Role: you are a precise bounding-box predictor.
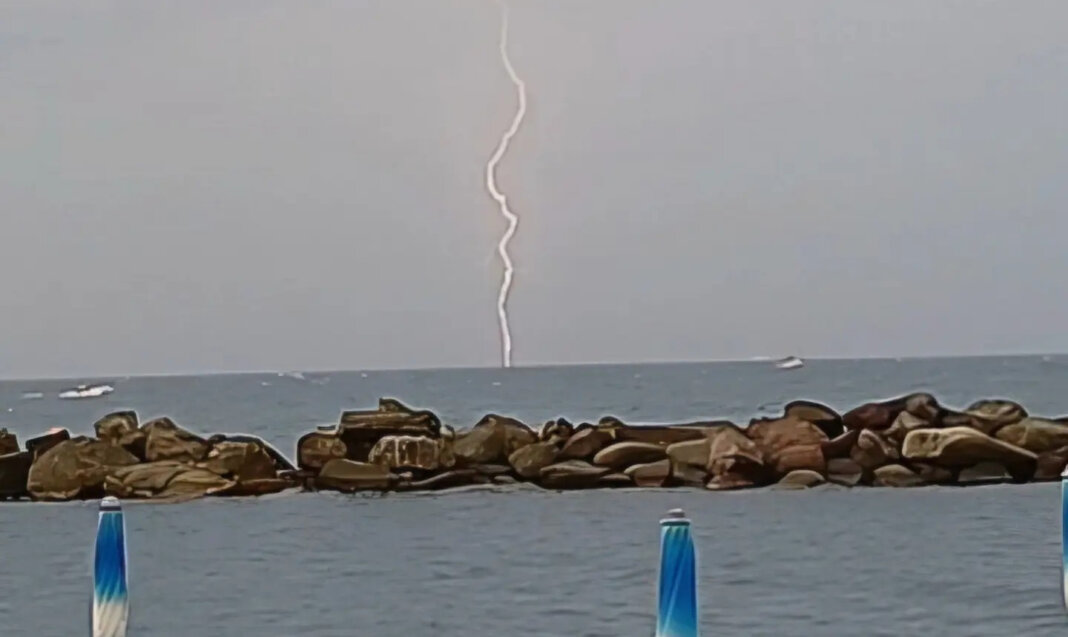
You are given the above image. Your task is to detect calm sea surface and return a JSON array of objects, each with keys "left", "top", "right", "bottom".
[{"left": 2, "top": 356, "right": 1067, "bottom": 635}]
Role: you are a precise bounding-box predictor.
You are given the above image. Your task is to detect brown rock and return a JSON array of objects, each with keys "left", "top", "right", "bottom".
[
  {"left": 913, "top": 463, "right": 955, "bottom": 484},
  {"left": 873, "top": 464, "right": 924, "bottom": 487},
  {"left": 826, "top": 458, "right": 863, "bottom": 487},
  {"left": 508, "top": 442, "right": 559, "bottom": 479},
  {"left": 597, "top": 473, "right": 635, "bottom": 488},
  {"left": 315, "top": 459, "right": 394, "bottom": 492},
  {"left": 368, "top": 435, "right": 453, "bottom": 472},
  {"left": 297, "top": 430, "right": 348, "bottom": 471},
  {"left": 27, "top": 437, "right": 140, "bottom": 501},
  {"left": 850, "top": 430, "right": 899, "bottom": 471},
  {"left": 776, "top": 469, "right": 826, "bottom": 489},
  {"left": 904, "top": 393, "right": 942, "bottom": 422},
  {"left": 610, "top": 422, "right": 724, "bottom": 446},
  {"left": 197, "top": 440, "right": 278, "bottom": 482},
  {"left": 25, "top": 429, "right": 71, "bottom": 459},
  {"left": 0, "top": 451, "right": 32, "bottom": 499},
  {"left": 1034, "top": 447, "right": 1068, "bottom": 481},
  {"left": 624, "top": 459, "right": 671, "bottom": 487},
  {"left": 592, "top": 442, "right": 666, "bottom": 470},
  {"left": 0, "top": 429, "right": 18, "bottom": 455},
  {"left": 540, "top": 419, "right": 574, "bottom": 444},
  {"left": 707, "top": 425, "right": 769, "bottom": 485},
  {"left": 902, "top": 426, "right": 1036, "bottom": 481},
  {"left": 538, "top": 460, "right": 611, "bottom": 489},
  {"left": 961, "top": 399, "right": 1027, "bottom": 436},
  {"left": 207, "top": 434, "right": 296, "bottom": 472},
  {"left": 93, "top": 411, "right": 146, "bottom": 458},
  {"left": 453, "top": 415, "right": 537, "bottom": 465},
  {"left": 104, "top": 461, "right": 236, "bottom": 501},
  {"left": 784, "top": 400, "right": 843, "bottom": 439},
  {"left": 671, "top": 462, "right": 708, "bottom": 487},
  {"left": 995, "top": 418, "right": 1068, "bottom": 454},
  {"left": 958, "top": 461, "right": 1011, "bottom": 485},
  {"left": 402, "top": 469, "right": 489, "bottom": 491},
  {"left": 559, "top": 428, "right": 613, "bottom": 460},
  {"left": 471, "top": 464, "right": 512, "bottom": 477},
  {"left": 705, "top": 472, "right": 759, "bottom": 490},
  {"left": 142, "top": 418, "right": 209, "bottom": 463},
  {"left": 842, "top": 398, "right": 905, "bottom": 432},
  {"left": 746, "top": 416, "right": 827, "bottom": 476},
  {"left": 883, "top": 412, "right": 931, "bottom": 446},
  {"left": 337, "top": 398, "right": 441, "bottom": 461},
  {"left": 821, "top": 429, "right": 860, "bottom": 460},
  {"left": 220, "top": 477, "right": 294, "bottom": 497}
]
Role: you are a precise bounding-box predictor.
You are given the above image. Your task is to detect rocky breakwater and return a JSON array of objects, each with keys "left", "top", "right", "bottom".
[
  {"left": 4, "top": 393, "right": 1068, "bottom": 502},
  {"left": 0, "top": 412, "right": 297, "bottom": 502},
  {"left": 298, "top": 395, "right": 1068, "bottom": 494}
]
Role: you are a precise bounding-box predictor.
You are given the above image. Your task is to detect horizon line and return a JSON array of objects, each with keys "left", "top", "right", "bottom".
[{"left": 0, "top": 350, "right": 1063, "bottom": 384}]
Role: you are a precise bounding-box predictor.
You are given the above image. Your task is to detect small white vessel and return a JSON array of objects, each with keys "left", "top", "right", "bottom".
[
  {"left": 773, "top": 356, "right": 804, "bottom": 370},
  {"left": 58, "top": 384, "right": 115, "bottom": 400},
  {"left": 20, "top": 391, "right": 44, "bottom": 400}
]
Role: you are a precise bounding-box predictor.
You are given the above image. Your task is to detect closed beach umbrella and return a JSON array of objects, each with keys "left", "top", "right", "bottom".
[
  {"left": 1062, "top": 467, "right": 1068, "bottom": 613},
  {"left": 92, "top": 496, "right": 129, "bottom": 637},
  {"left": 657, "top": 508, "right": 698, "bottom": 637}
]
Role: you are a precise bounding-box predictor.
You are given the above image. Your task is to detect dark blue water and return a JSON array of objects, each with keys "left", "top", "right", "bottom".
[{"left": 2, "top": 356, "right": 1067, "bottom": 635}]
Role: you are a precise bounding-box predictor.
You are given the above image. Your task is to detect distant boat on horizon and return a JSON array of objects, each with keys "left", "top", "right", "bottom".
[
  {"left": 58, "top": 383, "right": 115, "bottom": 400},
  {"left": 773, "top": 356, "right": 804, "bottom": 370}
]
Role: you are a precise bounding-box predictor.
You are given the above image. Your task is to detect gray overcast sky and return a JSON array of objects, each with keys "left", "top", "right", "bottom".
[{"left": 2, "top": 0, "right": 1067, "bottom": 378}]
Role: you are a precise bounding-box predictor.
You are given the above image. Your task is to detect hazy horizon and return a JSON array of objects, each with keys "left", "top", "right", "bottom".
[{"left": 3, "top": 0, "right": 1067, "bottom": 378}]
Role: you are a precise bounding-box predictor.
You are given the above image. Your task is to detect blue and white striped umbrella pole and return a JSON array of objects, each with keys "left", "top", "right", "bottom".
[
  {"left": 1062, "top": 467, "right": 1068, "bottom": 613},
  {"left": 657, "top": 508, "right": 698, "bottom": 637},
  {"left": 92, "top": 496, "right": 129, "bottom": 637}
]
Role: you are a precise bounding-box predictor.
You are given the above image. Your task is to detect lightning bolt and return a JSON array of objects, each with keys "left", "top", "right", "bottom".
[{"left": 486, "top": 0, "right": 526, "bottom": 369}]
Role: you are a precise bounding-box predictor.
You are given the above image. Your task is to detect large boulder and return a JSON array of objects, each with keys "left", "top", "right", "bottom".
[
  {"left": 849, "top": 430, "right": 898, "bottom": 472},
  {"left": 1034, "top": 447, "right": 1068, "bottom": 481},
  {"left": 882, "top": 412, "right": 931, "bottom": 446},
  {"left": 601, "top": 418, "right": 724, "bottom": 446},
  {"left": 826, "top": 458, "right": 864, "bottom": 487},
  {"left": 842, "top": 393, "right": 941, "bottom": 432},
  {"left": 25, "top": 428, "right": 71, "bottom": 459},
  {"left": 400, "top": 469, "right": 490, "bottom": 491},
  {"left": 508, "top": 442, "right": 559, "bottom": 479},
  {"left": 821, "top": 430, "right": 860, "bottom": 460},
  {"left": 453, "top": 415, "right": 537, "bottom": 465},
  {"left": 297, "top": 429, "right": 348, "bottom": 471},
  {"left": 902, "top": 427, "right": 1036, "bottom": 481},
  {"left": 783, "top": 400, "right": 843, "bottom": 439},
  {"left": 538, "top": 460, "right": 611, "bottom": 489},
  {"left": 0, "top": 451, "right": 32, "bottom": 499},
  {"left": 873, "top": 464, "right": 925, "bottom": 487},
  {"left": 208, "top": 434, "right": 296, "bottom": 472},
  {"left": 27, "top": 437, "right": 140, "bottom": 501},
  {"left": 668, "top": 424, "right": 768, "bottom": 489},
  {"left": 592, "top": 442, "right": 666, "bottom": 470},
  {"left": 197, "top": 440, "right": 278, "bottom": 482},
  {"left": 337, "top": 398, "right": 441, "bottom": 461},
  {"left": 558, "top": 428, "right": 612, "bottom": 460},
  {"left": 746, "top": 416, "right": 827, "bottom": 476},
  {"left": 368, "top": 435, "right": 453, "bottom": 473},
  {"left": 142, "top": 418, "right": 209, "bottom": 463},
  {"left": 624, "top": 459, "right": 672, "bottom": 487},
  {"left": 958, "top": 462, "right": 1011, "bottom": 485},
  {"left": 539, "top": 419, "right": 574, "bottom": 445},
  {"left": 960, "top": 399, "right": 1027, "bottom": 436},
  {"left": 104, "top": 461, "right": 236, "bottom": 501},
  {"left": 994, "top": 418, "right": 1068, "bottom": 454},
  {"left": 776, "top": 469, "right": 826, "bottom": 489},
  {"left": 315, "top": 459, "right": 394, "bottom": 492},
  {"left": 0, "top": 429, "right": 18, "bottom": 455},
  {"left": 94, "top": 411, "right": 146, "bottom": 458}
]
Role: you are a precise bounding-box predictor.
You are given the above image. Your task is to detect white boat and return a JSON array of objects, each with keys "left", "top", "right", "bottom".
[
  {"left": 20, "top": 391, "right": 44, "bottom": 400},
  {"left": 774, "top": 356, "right": 804, "bottom": 370},
  {"left": 58, "top": 383, "right": 115, "bottom": 399}
]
